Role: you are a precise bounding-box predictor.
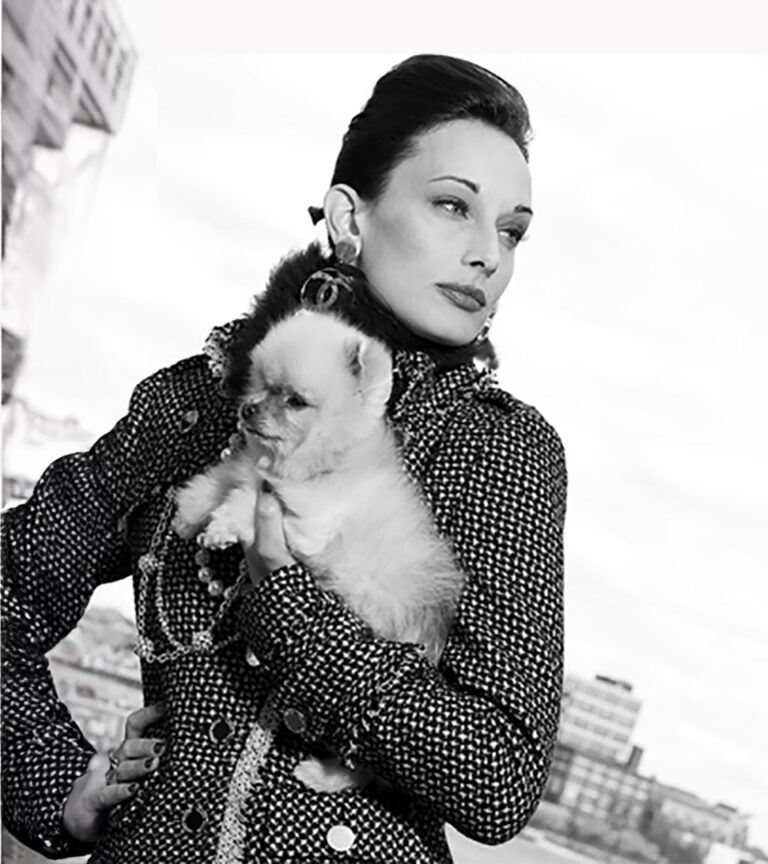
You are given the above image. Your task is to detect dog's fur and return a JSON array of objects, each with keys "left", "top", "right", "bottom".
[{"left": 173, "top": 309, "right": 466, "bottom": 792}]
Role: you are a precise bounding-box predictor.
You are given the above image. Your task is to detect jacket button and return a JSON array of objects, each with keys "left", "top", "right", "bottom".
[
  {"left": 180, "top": 409, "right": 199, "bottom": 432},
  {"left": 327, "top": 824, "right": 356, "bottom": 851},
  {"left": 182, "top": 804, "right": 207, "bottom": 833},
  {"left": 209, "top": 717, "right": 233, "bottom": 744},
  {"left": 283, "top": 707, "right": 307, "bottom": 734},
  {"left": 245, "top": 647, "right": 261, "bottom": 668}
]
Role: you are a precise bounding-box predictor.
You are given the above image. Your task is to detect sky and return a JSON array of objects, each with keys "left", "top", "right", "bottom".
[{"left": 3, "top": 2, "right": 767, "bottom": 853}]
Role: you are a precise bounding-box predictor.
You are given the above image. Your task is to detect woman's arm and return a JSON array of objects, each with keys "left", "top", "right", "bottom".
[
  {"left": 0, "top": 356, "right": 219, "bottom": 857},
  {"left": 237, "top": 402, "right": 566, "bottom": 845}
]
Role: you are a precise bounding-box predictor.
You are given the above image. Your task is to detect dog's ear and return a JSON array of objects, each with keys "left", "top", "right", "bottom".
[{"left": 344, "top": 337, "right": 392, "bottom": 415}]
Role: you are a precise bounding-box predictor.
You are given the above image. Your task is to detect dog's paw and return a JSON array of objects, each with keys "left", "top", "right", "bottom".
[
  {"left": 171, "top": 512, "right": 202, "bottom": 540},
  {"left": 200, "top": 519, "right": 239, "bottom": 550},
  {"left": 293, "top": 758, "right": 358, "bottom": 794}
]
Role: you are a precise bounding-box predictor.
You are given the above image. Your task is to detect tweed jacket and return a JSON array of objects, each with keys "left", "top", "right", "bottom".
[{"left": 2, "top": 259, "right": 567, "bottom": 863}]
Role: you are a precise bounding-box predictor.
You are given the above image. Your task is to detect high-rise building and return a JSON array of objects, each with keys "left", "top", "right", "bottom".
[
  {"left": 2, "top": 0, "right": 136, "bottom": 250},
  {"left": 559, "top": 672, "right": 642, "bottom": 764}
]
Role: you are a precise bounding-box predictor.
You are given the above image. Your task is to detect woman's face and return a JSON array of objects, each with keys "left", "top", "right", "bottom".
[{"left": 355, "top": 119, "right": 533, "bottom": 346}]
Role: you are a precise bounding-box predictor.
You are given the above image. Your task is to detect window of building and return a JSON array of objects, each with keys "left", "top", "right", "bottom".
[
  {"left": 112, "top": 48, "right": 128, "bottom": 97},
  {"left": 100, "top": 19, "right": 116, "bottom": 77},
  {"left": 46, "top": 41, "right": 76, "bottom": 108},
  {"left": 79, "top": 0, "right": 95, "bottom": 44},
  {"left": 90, "top": 19, "right": 104, "bottom": 65},
  {"left": 75, "top": 683, "right": 96, "bottom": 699},
  {"left": 561, "top": 782, "right": 580, "bottom": 806}
]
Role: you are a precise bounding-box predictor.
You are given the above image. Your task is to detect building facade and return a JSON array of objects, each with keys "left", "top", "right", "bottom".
[
  {"left": 47, "top": 606, "right": 143, "bottom": 753},
  {"left": 559, "top": 672, "right": 643, "bottom": 764},
  {"left": 2, "top": 0, "right": 136, "bottom": 249},
  {"left": 649, "top": 784, "right": 751, "bottom": 853},
  {"left": 544, "top": 742, "right": 654, "bottom": 831}
]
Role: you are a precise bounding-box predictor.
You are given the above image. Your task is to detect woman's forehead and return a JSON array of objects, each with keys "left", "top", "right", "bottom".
[{"left": 393, "top": 119, "right": 532, "bottom": 205}]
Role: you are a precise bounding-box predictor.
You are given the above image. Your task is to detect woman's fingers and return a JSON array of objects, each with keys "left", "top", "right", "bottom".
[
  {"left": 124, "top": 702, "right": 166, "bottom": 740},
  {"left": 110, "top": 754, "right": 161, "bottom": 784},
  {"left": 119, "top": 737, "right": 165, "bottom": 760},
  {"left": 96, "top": 780, "right": 139, "bottom": 810},
  {"left": 63, "top": 754, "right": 139, "bottom": 844}
]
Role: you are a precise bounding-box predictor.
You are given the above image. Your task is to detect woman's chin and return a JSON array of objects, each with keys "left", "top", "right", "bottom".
[{"left": 411, "top": 319, "right": 481, "bottom": 347}]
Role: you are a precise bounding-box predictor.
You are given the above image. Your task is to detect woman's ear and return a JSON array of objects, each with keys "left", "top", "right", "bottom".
[{"left": 323, "top": 185, "right": 364, "bottom": 248}]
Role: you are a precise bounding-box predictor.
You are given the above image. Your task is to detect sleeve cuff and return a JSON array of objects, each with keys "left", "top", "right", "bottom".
[
  {"left": 5, "top": 746, "right": 97, "bottom": 860},
  {"left": 236, "top": 562, "right": 432, "bottom": 768}
]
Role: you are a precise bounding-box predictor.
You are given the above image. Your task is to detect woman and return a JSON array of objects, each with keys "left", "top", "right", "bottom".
[{"left": 1, "top": 54, "right": 566, "bottom": 862}]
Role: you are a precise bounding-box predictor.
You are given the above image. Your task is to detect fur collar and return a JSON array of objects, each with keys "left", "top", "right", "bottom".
[{"left": 224, "top": 243, "right": 496, "bottom": 398}]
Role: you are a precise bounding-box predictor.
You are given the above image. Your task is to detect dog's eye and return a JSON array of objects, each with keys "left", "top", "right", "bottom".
[{"left": 286, "top": 393, "right": 309, "bottom": 410}]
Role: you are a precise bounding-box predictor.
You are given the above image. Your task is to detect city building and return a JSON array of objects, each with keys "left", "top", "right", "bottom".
[
  {"left": 647, "top": 783, "right": 751, "bottom": 853},
  {"left": 2, "top": 0, "right": 137, "bottom": 249},
  {"left": 559, "top": 672, "right": 643, "bottom": 764},
  {"left": 2, "top": 396, "right": 95, "bottom": 505},
  {"left": 544, "top": 741, "right": 654, "bottom": 831},
  {"left": 47, "top": 605, "right": 142, "bottom": 753}
]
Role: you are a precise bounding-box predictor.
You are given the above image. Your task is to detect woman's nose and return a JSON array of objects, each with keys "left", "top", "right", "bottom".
[{"left": 462, "top": 221, "right": 500, "bottom": 277}]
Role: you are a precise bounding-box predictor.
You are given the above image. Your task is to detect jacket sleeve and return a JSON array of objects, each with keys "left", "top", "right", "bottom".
[
  {"left": 0, "top": 361, "right": 199, "bottom": 858},
  {"left": 236, "top": 403, "right": 567, "bottom": 845}
]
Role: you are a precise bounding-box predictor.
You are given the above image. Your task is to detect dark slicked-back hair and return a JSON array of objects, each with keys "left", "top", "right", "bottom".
[{"left": 330, "top": 54, "right": 532, "bottom": 202}]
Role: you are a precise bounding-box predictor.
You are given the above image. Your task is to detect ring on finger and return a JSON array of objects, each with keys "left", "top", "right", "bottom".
[{"left": 105, "top": 748, "right": 120, "bottom": 785}]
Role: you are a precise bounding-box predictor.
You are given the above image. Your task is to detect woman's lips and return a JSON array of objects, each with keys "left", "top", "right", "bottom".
[{"left": 436, "top": 283, "right": 487, "bottom": 312}]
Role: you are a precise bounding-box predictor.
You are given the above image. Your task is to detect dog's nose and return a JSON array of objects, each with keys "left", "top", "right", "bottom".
[{"left": 240, "top": 402, "right": 259, "bottom": 422}]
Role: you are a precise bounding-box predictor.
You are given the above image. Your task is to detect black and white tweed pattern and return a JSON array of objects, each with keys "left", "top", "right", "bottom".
[{"left": 1, "top": 326, "right": 566, "bottom": 863}]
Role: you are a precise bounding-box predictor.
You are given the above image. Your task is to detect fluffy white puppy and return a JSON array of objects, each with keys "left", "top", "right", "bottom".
[{"left": 172, "top": 309, "right": 465, "bottom": 790}]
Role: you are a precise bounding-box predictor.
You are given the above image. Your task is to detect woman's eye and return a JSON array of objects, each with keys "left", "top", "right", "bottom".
[
  {"left": 434, "top": 197, "right": 469, "bottom": 217},
  {"left": 499, "top": 226, "right": 528, "bottom": 248}
]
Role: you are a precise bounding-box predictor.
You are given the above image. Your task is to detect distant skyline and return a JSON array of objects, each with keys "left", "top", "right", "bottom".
[{"left": 4, "top": 8, "right": 767, "bottom": 853}]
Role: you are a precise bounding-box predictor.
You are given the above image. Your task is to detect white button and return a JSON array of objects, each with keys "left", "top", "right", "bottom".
[
  {"left": 180, "top": 409, "right": 199, "bottom": 432},
  {"left": 326, "top": 824, "right": 356, "bottom": 852},
  {"left": 245, "top": 647, "right": 260, "bottom": 667}
]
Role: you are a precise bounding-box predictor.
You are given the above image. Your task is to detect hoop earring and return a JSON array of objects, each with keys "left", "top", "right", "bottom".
[
  {"left": 334, "top": 239, "right": 359, "bottom": 266},
  {"left": 299, "top": 267, "right": 356, "bottom": 311}
]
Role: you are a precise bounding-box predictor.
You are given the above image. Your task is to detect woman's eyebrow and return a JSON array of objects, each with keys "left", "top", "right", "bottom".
[
  {"left": 429, "top": 175, "right": 533, "bottom": 216},
  {"left": 429, "top": 174, "right": 480, "bottom": 193}
]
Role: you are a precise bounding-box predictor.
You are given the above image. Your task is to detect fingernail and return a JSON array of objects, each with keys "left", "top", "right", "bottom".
[
  {"left": 129, "top": 783, "right": 140, "bottom": 793},
  {"left": 153, "top": 741, "right": 165, "bottom": 755},
  {"left": 155, "top": 702, "right": 167, "bottom": 712},
  {"left": 145, "top": 757, "right": 156, "bottom": 769}
]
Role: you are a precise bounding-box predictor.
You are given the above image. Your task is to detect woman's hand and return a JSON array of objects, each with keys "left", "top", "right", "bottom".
[
  {"left": 62, "top": 703, "right": 166, "bottom": 844},
  {"left": 243, "top": 488, "right": 297, "bottom": 586}
]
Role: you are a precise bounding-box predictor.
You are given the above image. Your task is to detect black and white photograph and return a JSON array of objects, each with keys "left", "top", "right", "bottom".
[{"left": 2, "top": 3, "right": 767, "bottom": 863}]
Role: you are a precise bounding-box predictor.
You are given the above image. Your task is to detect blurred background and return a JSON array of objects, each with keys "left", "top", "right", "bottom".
[{"left": 2, "top": 2, "right": 767, "bottom": 863}]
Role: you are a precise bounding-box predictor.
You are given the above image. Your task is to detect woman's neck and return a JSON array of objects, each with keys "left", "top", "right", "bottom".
[{"left": 224, "top": 242, "right": 494, "bottom": 399}]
